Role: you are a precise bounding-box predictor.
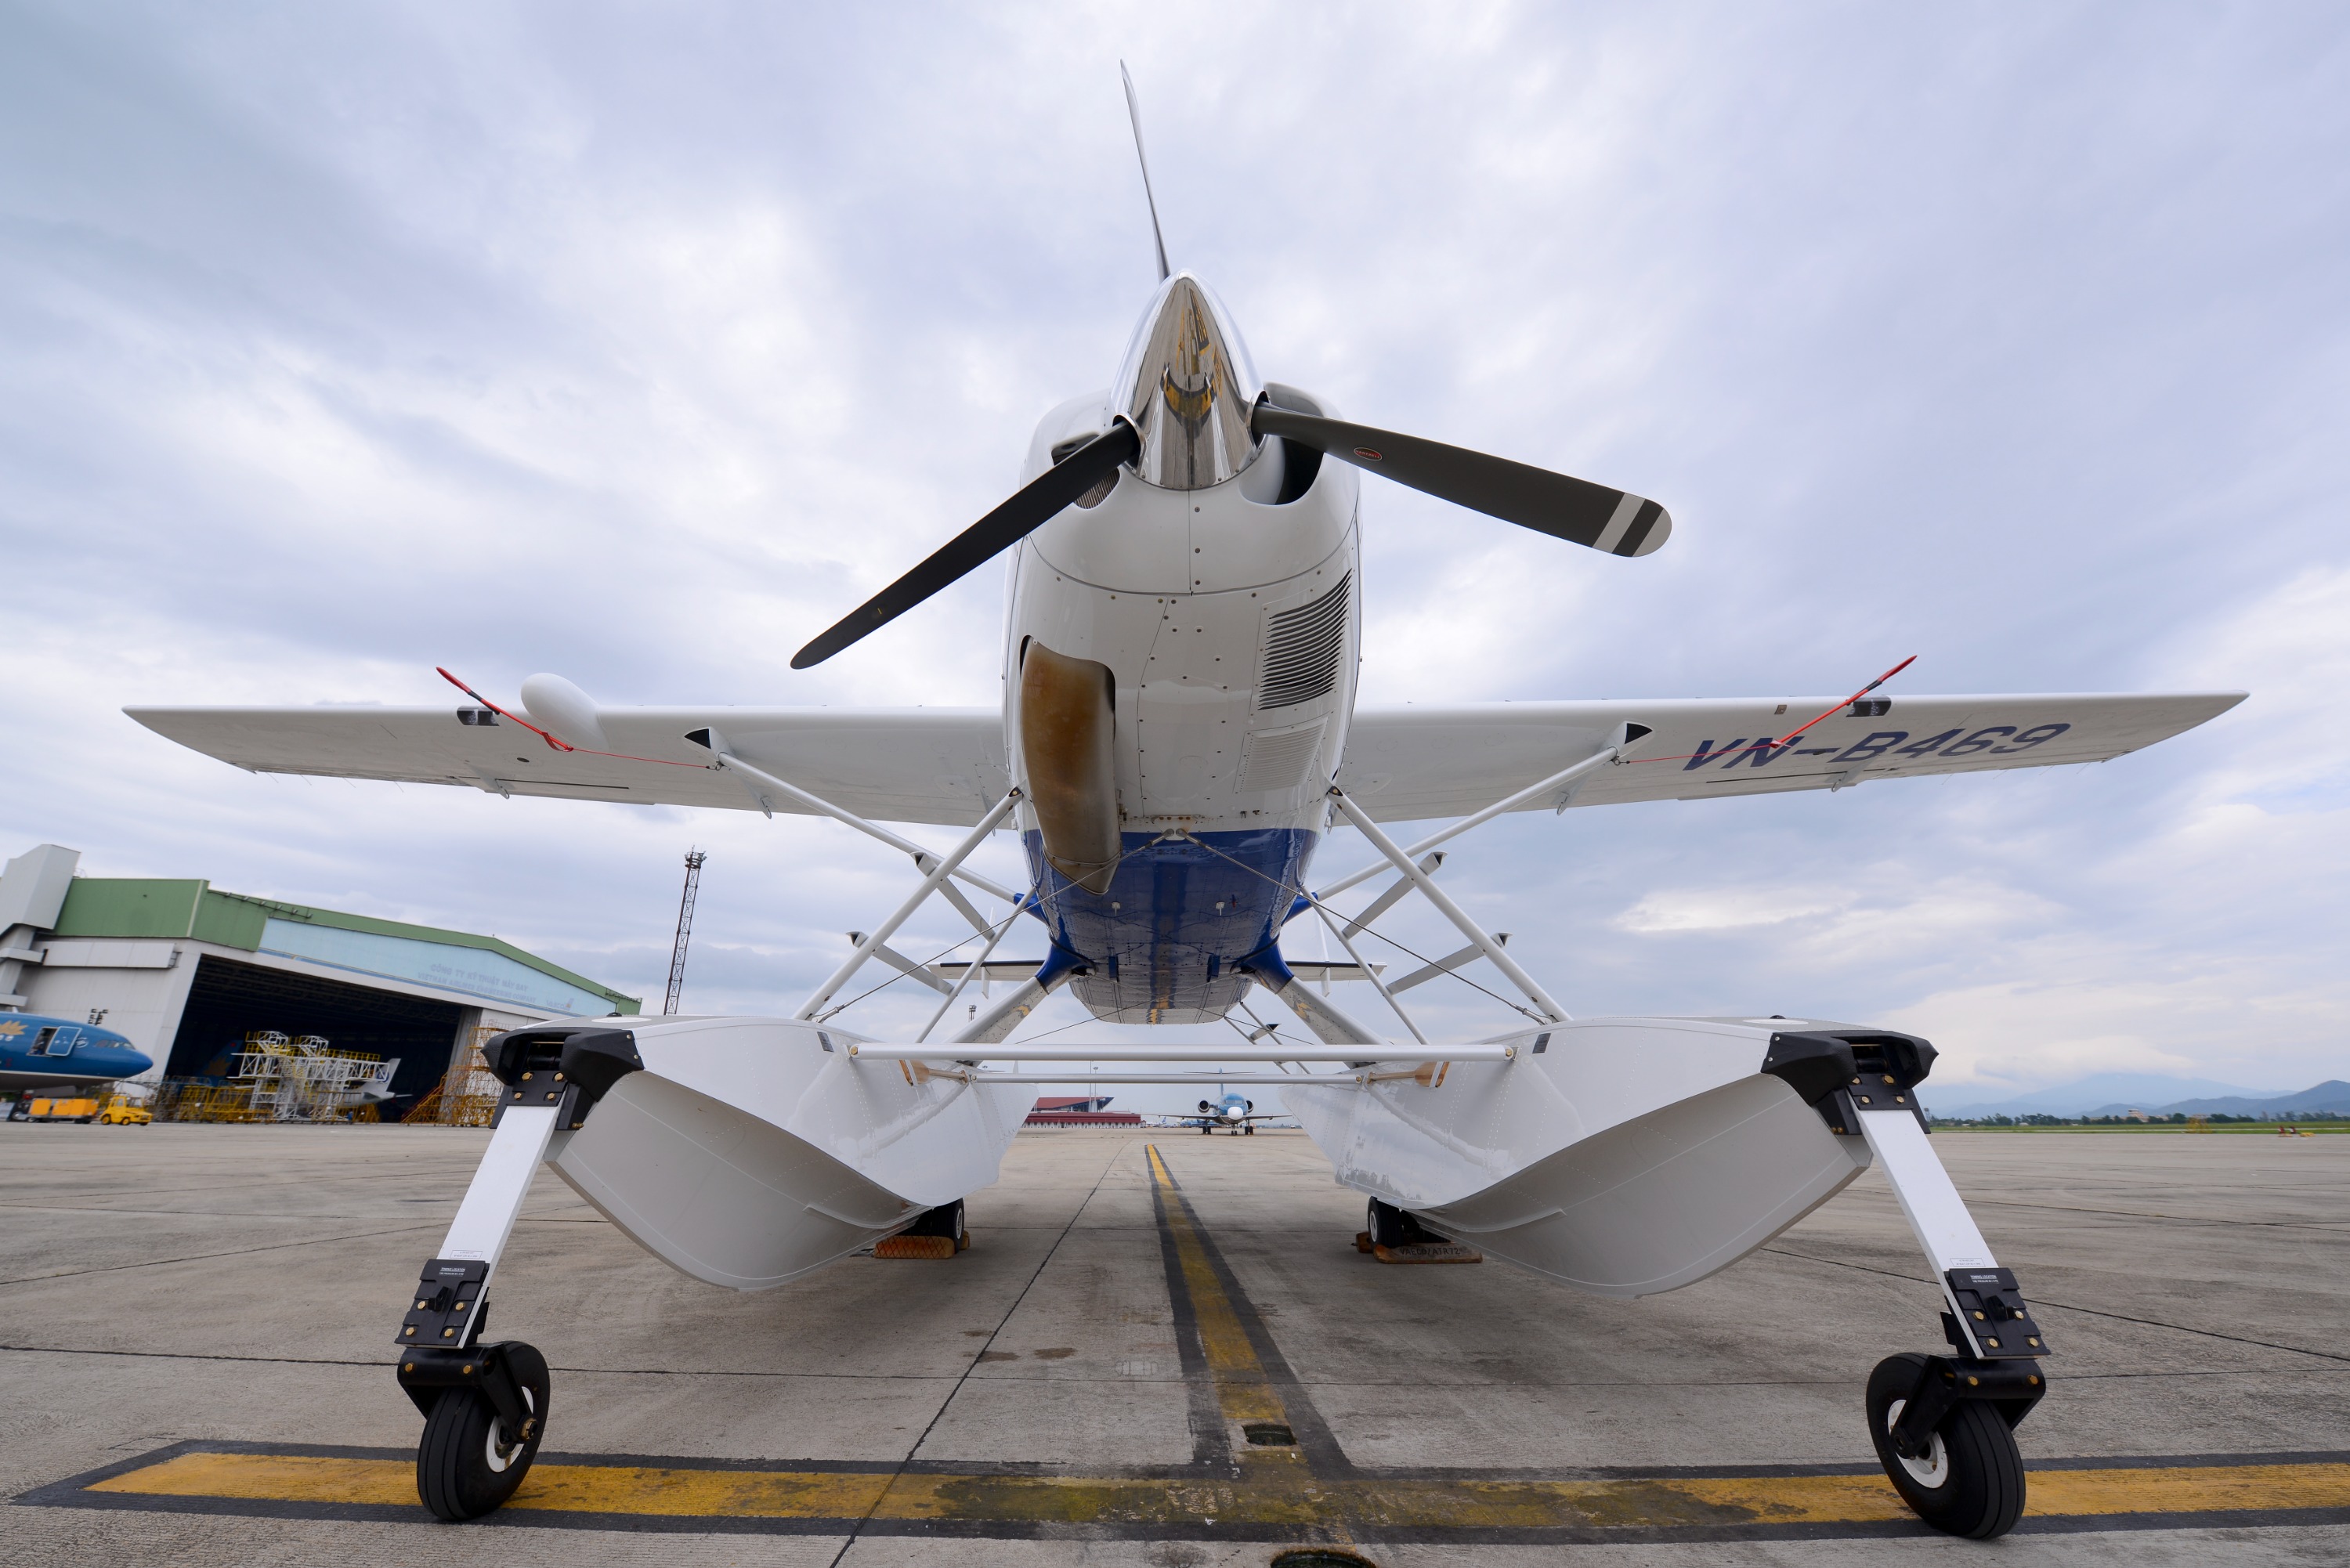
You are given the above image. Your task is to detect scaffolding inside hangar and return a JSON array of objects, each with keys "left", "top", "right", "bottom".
[
  {"left": 158, "top": 1031, "right": 396, "bottom": 1123},
  {"left": 402, "top": 1026, "right": 504, "bottom": 1127}
]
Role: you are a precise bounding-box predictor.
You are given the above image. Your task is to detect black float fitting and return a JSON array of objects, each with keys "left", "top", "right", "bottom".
[
  {"left": 485, "top": 1024, "right": 644, "bottom": 1131},
  {"left": 1761, "top": 1028, "right": 1936, "bottom": 1136},
  {"left": 1944, "top": 1266, "right": 2053, "bottom": 1359}
]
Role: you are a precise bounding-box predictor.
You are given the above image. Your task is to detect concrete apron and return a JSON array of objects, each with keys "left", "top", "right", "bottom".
[{"left": 15, "top": 1133, "right": 2350, "bottom": 1549}]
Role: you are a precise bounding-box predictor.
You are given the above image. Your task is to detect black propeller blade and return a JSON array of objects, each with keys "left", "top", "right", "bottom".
[
  {"left": 791, "top": 422, "right": 1141, "bottom": 670},
  {"left": 1249, "top": 403, "right": 1671, "bottom": 558}
]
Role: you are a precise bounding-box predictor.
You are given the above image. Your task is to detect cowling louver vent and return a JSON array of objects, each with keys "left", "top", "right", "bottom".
[
  {"left": 1258, "top": 573, "right": 1350, "bottom": 710},
  {"left": 1240, "top": 721, "right": 1326, "bottom": 793}
]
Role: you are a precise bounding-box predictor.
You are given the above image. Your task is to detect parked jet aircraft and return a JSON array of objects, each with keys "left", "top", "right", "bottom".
[
  {"left": 1181, "top": 1090, "right": 1280, "bottom": 1133},
  {"left": 0, "top": 1013, "right": 153, "bottom": 1097},
  {"left": 127, "top": 74, "right": 2241, "bottom": 1541}
]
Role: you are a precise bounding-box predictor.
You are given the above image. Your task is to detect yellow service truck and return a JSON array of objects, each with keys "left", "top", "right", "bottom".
[{"left": 22, "top": 1094, "right": 150, "bottom": 1125}]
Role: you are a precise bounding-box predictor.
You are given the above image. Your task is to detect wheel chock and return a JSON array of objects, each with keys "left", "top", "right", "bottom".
[
  {"left": 1372, "top": 1241, "right": 1482, "bottom": 1264},
  {"left": 876, "top": 1198, "right": 969, "bottom": 1259},
  {"left": 1361, "top": 1198, "right": 1481, "bottom": 1263},
  {"left": 1357, "top": 1225, "right": 1480, "bottom": 1262}
]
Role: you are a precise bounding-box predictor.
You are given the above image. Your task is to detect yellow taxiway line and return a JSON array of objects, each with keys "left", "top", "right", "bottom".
[
  {"left": 80, "top": 1449, "right": 2350, "bottom": 1531},
  {"left": 1146, "top": 1142, "right": 1299, "bottom": 1456}
]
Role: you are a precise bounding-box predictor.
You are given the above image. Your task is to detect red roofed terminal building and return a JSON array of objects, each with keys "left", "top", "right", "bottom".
[{"left": 1025, "top": 1095, "right": 1141, "bottom": 1125}]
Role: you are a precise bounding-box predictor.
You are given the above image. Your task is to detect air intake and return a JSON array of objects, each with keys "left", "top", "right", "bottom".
[{"left": 1258, "top": 573, "right": 1350, "bottom": 710}]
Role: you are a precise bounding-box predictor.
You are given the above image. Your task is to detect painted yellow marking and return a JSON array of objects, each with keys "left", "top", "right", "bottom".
[
  {"left": 84, "top": 1452, "right": 2350, "bottom": 1528},
  {"left": 1145, "top": 1143, "right": 1293, "bottom": 1438},
  {"left": 93, "top": 1453, "right": 415, "bottom": 1508},
  {"left": 91, "top": 1452, "right": 894, "bottom": 1518},
  {"left": 2027, "top": 1462, "right": 2350, "bottom": 1517}
]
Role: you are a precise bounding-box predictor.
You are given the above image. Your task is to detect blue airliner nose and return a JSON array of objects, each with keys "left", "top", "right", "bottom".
[{"left": 89, "top": 1040, "right": 153, "bottom": 1079}]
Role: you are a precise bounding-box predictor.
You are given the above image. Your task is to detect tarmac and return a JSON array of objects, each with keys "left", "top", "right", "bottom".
[{"left": 0, "top": 1121, "right": 2343, "bottom": 1566}]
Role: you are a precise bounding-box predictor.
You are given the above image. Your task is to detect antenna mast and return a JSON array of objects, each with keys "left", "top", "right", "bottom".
[{"left": 664, "top": 850, "right": 706, "bottom": 1015}]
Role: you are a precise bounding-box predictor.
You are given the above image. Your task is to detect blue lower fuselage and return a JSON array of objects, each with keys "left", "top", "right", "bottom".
[
  {"left": 1025, "top": 829, "right": 1316, "bottom": 1023},
  {"left": 0, "top": 1014, "right": 154, "bottom": 1095}
]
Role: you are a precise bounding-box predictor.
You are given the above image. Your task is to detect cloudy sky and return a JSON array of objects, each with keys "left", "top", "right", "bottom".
[{"left": 3, "top": 4, "right": 2344, "bottom": 1111}]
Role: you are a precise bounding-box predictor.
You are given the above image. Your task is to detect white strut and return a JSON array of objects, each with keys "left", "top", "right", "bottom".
[{"left": 1854, "top": 1107, "right": 2039, "bottom": 1361}]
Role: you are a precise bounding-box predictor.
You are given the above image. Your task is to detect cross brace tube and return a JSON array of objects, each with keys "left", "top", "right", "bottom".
[
  {"left": 950, "top": 967, "right": 1070, "bottom": 1046},
  {"left": 797, "top": 789, "right": 1021, "bottom": 1020},
  {"left": 846, "top": 1042, "right": 1516, "bottom": 1062},
  {"left": 852, "top": 935, "right": 954, "bottom": 994},
  {"left": 1329, "top": 788, "right": 1569, "bottom": 1023},
  {"left": 1386, "top": 938, "right": 1502, "bottom": 995},
  {"left": 973, "top": 1071, "right": 1367, "bottom": 1086},
  {"left": 1314, "top": 728, "right": 1637, "bottom": 902},
  {"left": 1340, "top": 851, "right": 1444, "bottom": 938},
  {"left": 1308, "top": 903, "right": 1425, "bottom": 1044},
  {"left": 916, "top": 902, "right": 1022, "bottom": 1042}
]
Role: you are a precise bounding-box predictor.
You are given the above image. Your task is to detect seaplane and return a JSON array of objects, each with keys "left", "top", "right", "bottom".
[{"left": 126, "top": 72, "right": 2243, "bottom": 1541}]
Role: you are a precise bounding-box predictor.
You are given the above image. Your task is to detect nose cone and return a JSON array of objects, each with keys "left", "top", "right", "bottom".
[{"left": 1113, "top": 273, "right": 1262, "bottom": 490}]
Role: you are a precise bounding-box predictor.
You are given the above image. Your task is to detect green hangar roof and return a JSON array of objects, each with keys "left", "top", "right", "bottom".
[{"left": 49, "top": 878, "right": 640, "bottom": 1018}]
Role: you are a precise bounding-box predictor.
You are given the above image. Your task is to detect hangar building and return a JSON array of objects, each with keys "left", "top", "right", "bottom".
[{"left": 0, "top": 844, "right": 638, "bottom": 1115}]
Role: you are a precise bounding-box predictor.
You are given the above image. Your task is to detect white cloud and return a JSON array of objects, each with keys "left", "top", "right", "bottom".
[
  {"left": 2, "top": 4, "right": 2345, "bottom": 1114},
  {"left": 1614, "top": 887, "right": 1840, "bottom": 934}
]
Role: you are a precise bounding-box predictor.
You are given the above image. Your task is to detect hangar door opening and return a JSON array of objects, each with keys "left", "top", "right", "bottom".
[{"left": 164, "top": 956, "right": 465, "bottom": 1116}]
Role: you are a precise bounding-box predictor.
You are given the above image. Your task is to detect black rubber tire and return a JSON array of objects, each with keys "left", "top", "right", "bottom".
[
  {"left": 415, "top": 1345, "right": 550, "bottom": 1521},
  {"left": 1866, "top": 1353, "right": 2026, "bottom": 1538}
]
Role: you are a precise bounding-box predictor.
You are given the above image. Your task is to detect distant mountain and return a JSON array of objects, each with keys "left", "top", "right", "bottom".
[
  {"left": 2088, "top": 1081, "right": 2350, "bottom": 1118},
  {"left": 1925, "top": 1072, "right": 2272, "bottom": 1119}
]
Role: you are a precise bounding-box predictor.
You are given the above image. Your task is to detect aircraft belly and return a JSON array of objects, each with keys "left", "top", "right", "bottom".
[
  {"left": 0, "top": 1068, "right": 118, "bottom": 1093},
  {"left": 1029, "top": 828, "right": 1315, "bottom": 1024}
]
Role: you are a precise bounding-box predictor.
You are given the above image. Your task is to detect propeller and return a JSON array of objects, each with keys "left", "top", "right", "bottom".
[
  {"left": 787, "top": 65, "right": 1667, "bottom": 670},
  {"left": 790, "top": 407, "right": 1668, "bottom": 667},
  {"left": 1249, "top": 402, "right": 1671, "bottom": 558},
  {"left": 790, "top": 423, "right": 1139, "bottom": 670}
]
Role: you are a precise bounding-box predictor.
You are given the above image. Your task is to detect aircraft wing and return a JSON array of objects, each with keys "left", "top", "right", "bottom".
[
  {"left": 125, "top": 704, "right": 1011, "bottom": 827},
  {"left": 1335, "top": 692, "right": 2245, "bottom": 822}
]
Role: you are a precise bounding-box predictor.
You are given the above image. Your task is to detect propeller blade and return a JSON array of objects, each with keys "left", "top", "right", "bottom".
[
  {"left": 1250, "top": 403, "right": 1671, "bottom": 557},
  {"left": 791, "top": 423, "right": 1141, "bottom": 669}
]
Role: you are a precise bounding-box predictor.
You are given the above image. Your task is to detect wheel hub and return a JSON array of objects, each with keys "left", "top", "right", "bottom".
[{"left": 1885, "top": 1398, "right": 1949, "bottom": 1487}]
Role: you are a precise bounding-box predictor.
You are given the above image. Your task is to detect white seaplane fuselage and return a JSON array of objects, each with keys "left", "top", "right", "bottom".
[
  {"left": 1004, "top": 357, "right": 1359, "bottom": 1024},
  {"left": 390, "top": 269, "right": 2124, "bottom": 1327},
  {"left": 541, "top": 276, "right": 1873, "bottom": 1302}
]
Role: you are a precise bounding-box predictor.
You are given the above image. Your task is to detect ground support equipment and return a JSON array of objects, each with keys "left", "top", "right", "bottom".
[
  {"left": 1766, "top": 1030, "right": 2049, "bottom": 1539},
  {"left": 393, "top": 1024, "right": 642, "bottom": 1520}
]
